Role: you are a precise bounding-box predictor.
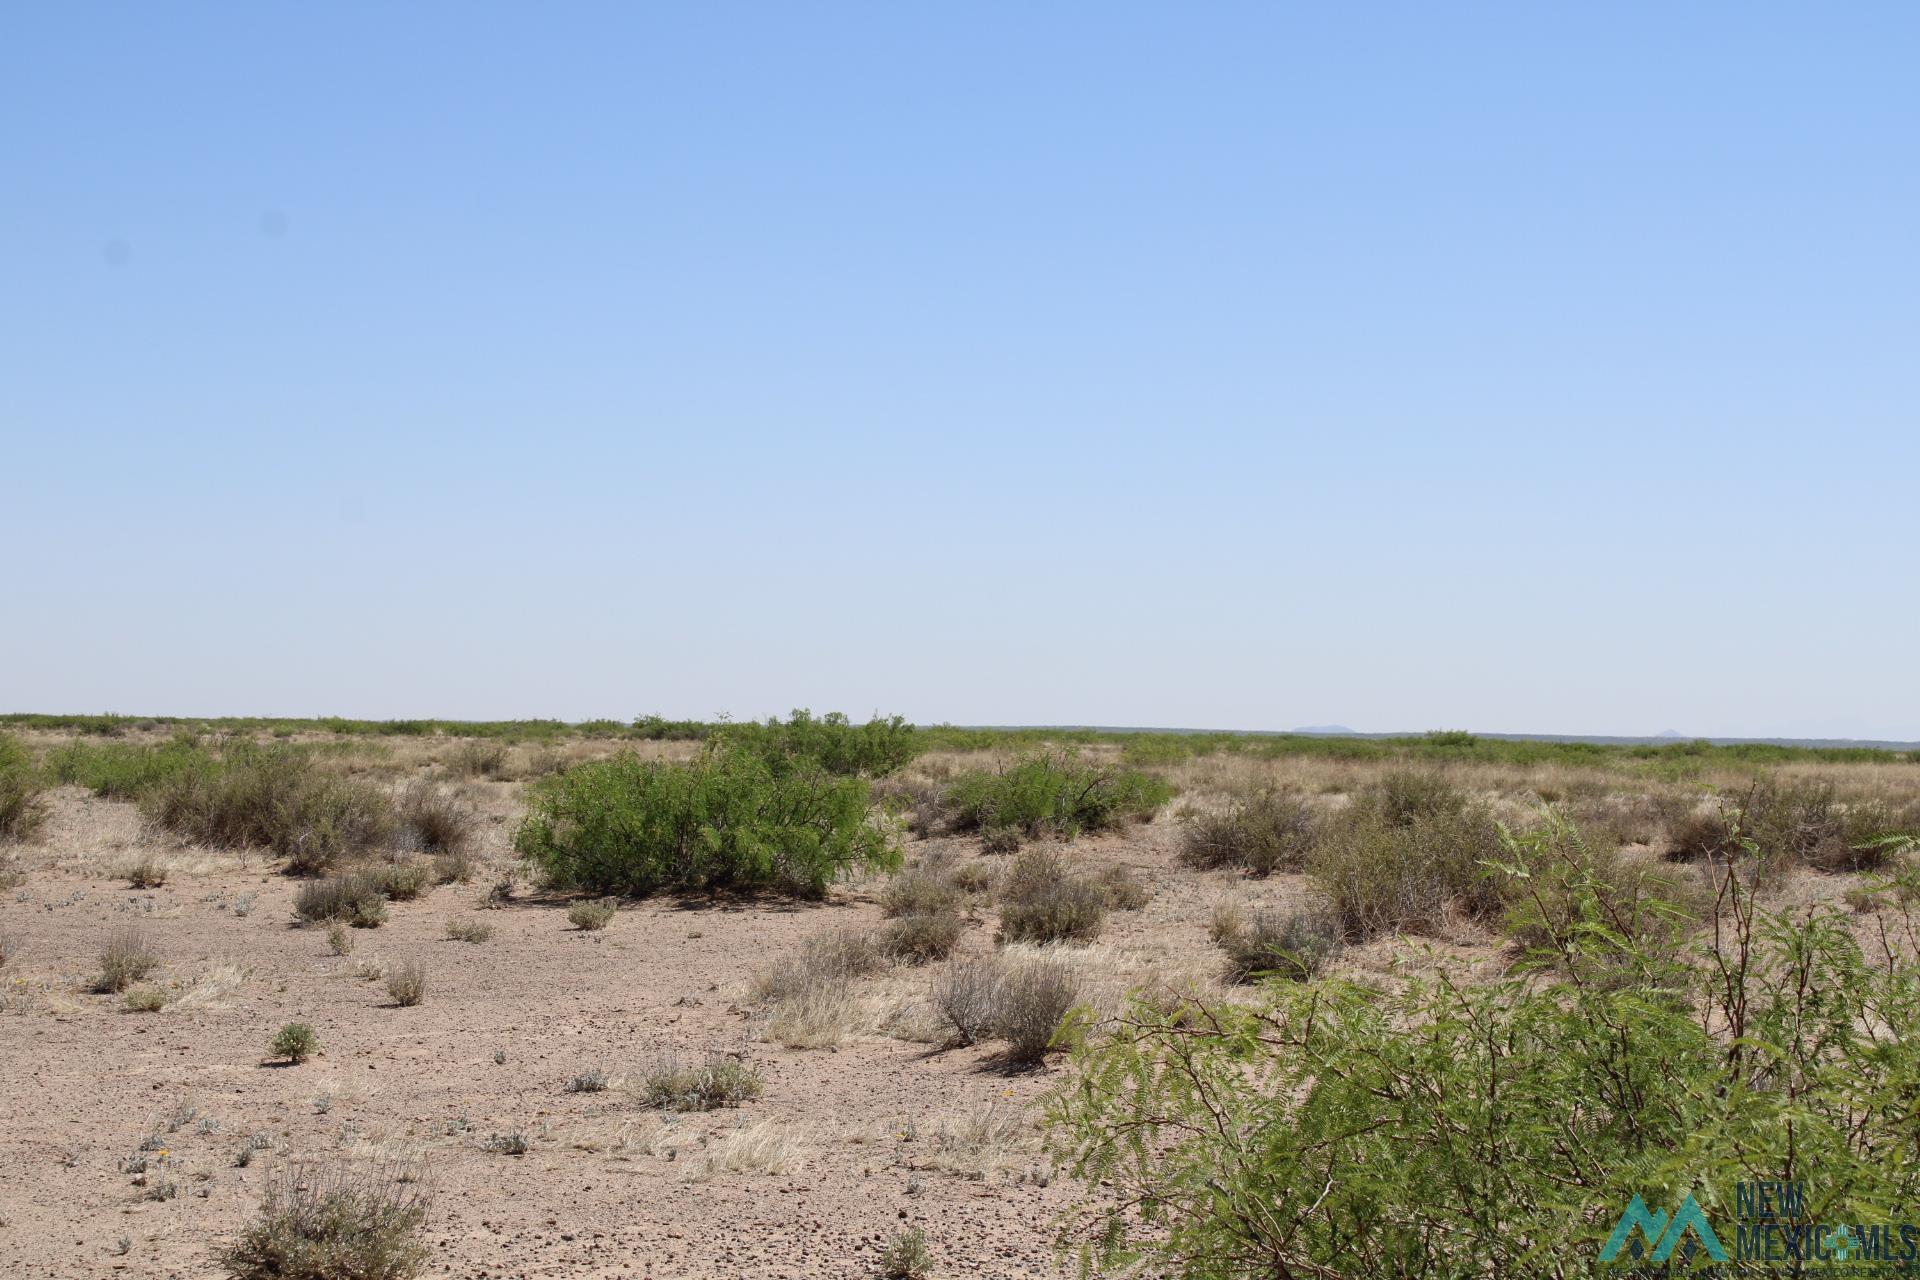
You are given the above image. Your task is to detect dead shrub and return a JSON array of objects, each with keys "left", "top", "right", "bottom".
[
  {"left": 567, "top": 897, "right": 618, "bottom": 931},
  {"left": 392, "top": 781, "right": 475, "bottom": 857},
  {"left": 880, "top": 863, "right": 961, "bottom": 918},
  {"left": 1307, "top": 787, "right": 1505, "bottom": 940},
  {"left": 1179, "top": 789, "right": 1316, "bottom": 876},
  {"left": 446, "top": 740, "right": 509, "bottom": 779},
  {"left": 930, "top": 953, "right": 1082, "bottom": 1062},
  {"left": 385, "top": 962, "right": 427, "bottom": 1007}
]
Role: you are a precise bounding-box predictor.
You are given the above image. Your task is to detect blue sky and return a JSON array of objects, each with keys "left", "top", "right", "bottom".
[{"left": 4, "top": 4, "right": 1916, "bottom": 738}]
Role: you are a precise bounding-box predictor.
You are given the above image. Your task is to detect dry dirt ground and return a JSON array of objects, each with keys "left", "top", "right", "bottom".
[{"left": 0, "top": 773, "right": 1323, "bottom": 1280}]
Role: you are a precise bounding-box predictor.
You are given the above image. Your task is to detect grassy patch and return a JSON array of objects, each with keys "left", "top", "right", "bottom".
[{"left": 944, "top": 752, "right": 1172, "bottom": 840}]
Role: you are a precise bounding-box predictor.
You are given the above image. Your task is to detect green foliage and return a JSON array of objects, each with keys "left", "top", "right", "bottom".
[
  {"left": 515, "top": 743, "right": 899, "bottom": 898},
  {"left": 945, "top": 752, "right": 1172, "bottom": 840},
  {"left": 717, "top": 709, "right": 921, "bottom": 778},
  {"left": 1048, "top": 837, "right": 1920, "bottom": 1280},
  {"left": 271, "top": 1023, "right": 319, "bottom": 1064},
  {"left": 879, "top": 1227, "right": 933, "bottom": 1280},
  {"left": 220, "top": 1161, "right": 430, "bottom": 1280}
]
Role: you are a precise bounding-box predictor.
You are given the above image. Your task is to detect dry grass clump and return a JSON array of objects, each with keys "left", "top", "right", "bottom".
[
  {"left": 123, "top": 984, "right": 169, "bottom": 1013},
  {"left": 125, "top": 854, "right": 171, "bottom": 889},
  {"left": 384, "top": 962, "right": 427, "bottom": 1007},
  {"left": 361, "top": 857, "right": 434, "bottom": 902},
  {"left": 752, "top": 927, "right": 887, "bottom": 1049},
  {"left": 294, "top": 875, "right": 389, "bottom": 928},
  {"left": 392, "top": 781, "right": 474, "bottom": 858},
  {"left": 1091, "top": 863, "right": 1150, "bottom": 910},
  {"left": 445, "top": 740, "right": 509, "bottom": 779},
  {"left": 219, "top": 1160, "right": 430, "bottom": 1280},
  {"left": 95, "top": 925, "right": 160, "bottom": 993},
  {"left": 931, "top": 952, "right": 1083, "bottom": 1063},
  {"left": 1179, "top": 788, "right": 1316, "bottom": 876},
  {"left": 635, "top": 1053, "right": 764, "bottom": 1111},
  {"left": 996, "top": 847, "right": 1108, "bottom": 945},
  {"left": 1210, "top": 901, "right": 1342, "bottom": 983},
  {"left": 880, "top": 861, "right": 962, "bottom": 918},
  {"left": 682, "top": 1120, "right": 794, "bottom": 1180},
  {"left": 567, "top": 897, "right": 619, "bottom": 931}
]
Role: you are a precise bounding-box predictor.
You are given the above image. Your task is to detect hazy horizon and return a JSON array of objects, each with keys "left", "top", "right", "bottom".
[{"left": 7, "top": 5, "right": 1917, "bottom": 741}]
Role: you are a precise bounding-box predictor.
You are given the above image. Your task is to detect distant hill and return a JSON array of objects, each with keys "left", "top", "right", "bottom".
[{"left": 1291, "top": 725, "right": 1356, "bottom": 735}]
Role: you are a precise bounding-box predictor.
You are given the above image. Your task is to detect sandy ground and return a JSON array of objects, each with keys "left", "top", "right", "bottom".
[{"left": 0, "top": 782, "right": 1326, "bottom": 1280}]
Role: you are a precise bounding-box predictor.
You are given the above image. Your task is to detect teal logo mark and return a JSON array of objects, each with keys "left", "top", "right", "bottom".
[{"left": 1600, "top": 1193, "right": 1729, "bottom": 1264}]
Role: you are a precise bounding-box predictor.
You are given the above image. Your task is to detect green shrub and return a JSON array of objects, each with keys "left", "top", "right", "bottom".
[
  {"left": 997, "top": 847, "right": 1107, "bottom": 945},
  {"left": 567, "top": 897, "right": 619, "bottom": 931},
  {"left": 635, "top": 1054, "right": 764, "bottom": 1111},
  {"left": 46, "top": 734, "right": 209, "bottom": 799},
  {"left": 1047, "top": 862, "right": 1920, "bottom": 1280},
  {"left": 515, "top": 744, "right": 898, "bottom": 898},
  {"left": 219, "top": 1161, "right": 429, "bottom": 1280},
  {"left": 720, "top": 709, "right": 920, "bottom": 778},
  {"left": 0, "top": 735, "right": 48, "bottom": 841},
  {"left": 271, "top": 1023, "right": 319, "bottom": 1064},
  {"left": 1178, "top": 789, "right": 1315, "bottom": 875},
  {"left": 294, "top": 875, "right": 389, "bottom": 928},
  {"left": 1307, "top": 791, "right": 1504, "bottom": 939},
  {"left": 944, "top": 752, "right": 1171, "bottom": 840}
]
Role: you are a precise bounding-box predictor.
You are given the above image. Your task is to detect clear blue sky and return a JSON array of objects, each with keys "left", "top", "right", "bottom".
[{"left": 5, "top": 4, "right": 1916, "bottom": 738}]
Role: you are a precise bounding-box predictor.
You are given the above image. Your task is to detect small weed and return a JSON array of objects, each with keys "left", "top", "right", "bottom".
[
  {"left": 567, "top": 897, "right": 618, "bottom": 931},
  {"left": 385, "top": 962, "right": 427, "bottom": 1007},
  {"left": 271, "top": 1022, "right": 319, "bottom": 1063}
]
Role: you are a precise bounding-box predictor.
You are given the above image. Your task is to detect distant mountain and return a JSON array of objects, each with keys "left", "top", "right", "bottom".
[
  {"left": 1656, "top": 730, "right": 1687, "bottom": 738},
  {"left": 1292, "top": 725, "right": 1356, "bottom": 735}
]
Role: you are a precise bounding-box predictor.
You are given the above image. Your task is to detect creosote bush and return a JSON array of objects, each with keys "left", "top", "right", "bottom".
[
  {"left": 219, "top": 1161, "right": 430, "bottom": 1280},
  {"left": 1178, "top": 788, "right": 1315, "bottom": 876},
  {"left": 944, "top": 752, "right": 1171, "bottom": 841},
  {"left": 516, "top": 741, "right": 899, "bottom": 899},
  {"left": 1048, "top": 831, "right": 1920, "bottom": 1280},
  {"left": 271, "top": 1023, "right": 319, "bottom": 1064}
]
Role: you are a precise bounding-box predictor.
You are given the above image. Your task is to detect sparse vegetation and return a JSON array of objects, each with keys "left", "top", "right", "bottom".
[
  {"left": 271, "top": 1023, "right": 319, "bottom": 1064},
  {"left": 1307, "top": 775, "right": 1505, "bottom": 938},
  {"left": 930, "top": 952, "right": 1082, "bottom": 1062},
  {"left": 878, "top": 907, "right": 964, "bottom": 964},
  {"left": 879, "top": 1227, "right": 933, "bottom": 1279},
  {"left": 0, "top": 735, "right": 48, "bottom": 841},
  {"left": 138, "top": 744, "right": 393, "bottom": 874},
  {"left": 1211, "top": 902, "right": 1342, "bottom": 982},
  {"left": 392, "top": 780, "right": 474, "bottom": 856},
  {"left": 219, "top": 1161, "right": 430, "bottom": 1280},
  {"left": 122, "top": 984, "right": 168, "bottom": 1012}
]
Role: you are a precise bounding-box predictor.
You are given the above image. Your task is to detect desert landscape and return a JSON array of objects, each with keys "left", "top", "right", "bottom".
[{"left": 2, "top": 715, "right": 1917, "bottom": 1278}]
